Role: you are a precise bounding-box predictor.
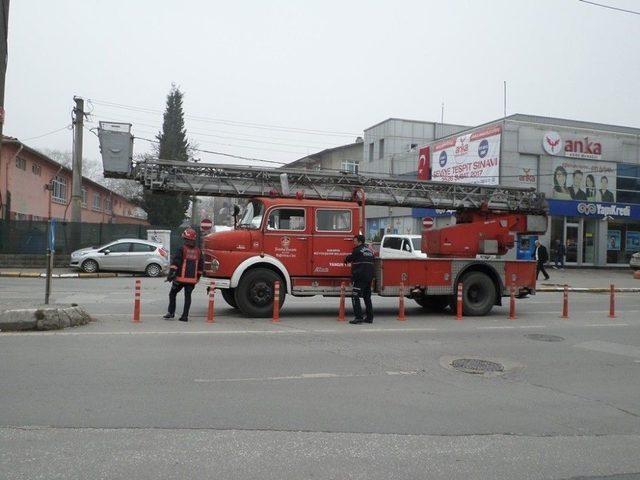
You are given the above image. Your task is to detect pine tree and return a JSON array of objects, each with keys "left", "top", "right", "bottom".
[{"left": 141, "top": 85, "right": 190, "bottom": 227}]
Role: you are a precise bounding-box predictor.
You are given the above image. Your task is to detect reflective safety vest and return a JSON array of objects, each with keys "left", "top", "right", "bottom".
[{"left": 170, "top": 245, "right": 203, "bottom": 285}]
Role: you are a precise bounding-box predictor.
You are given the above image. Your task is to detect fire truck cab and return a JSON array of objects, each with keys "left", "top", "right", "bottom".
[{"left": 204, "top": 197, "right": 361, "bottom": 317}]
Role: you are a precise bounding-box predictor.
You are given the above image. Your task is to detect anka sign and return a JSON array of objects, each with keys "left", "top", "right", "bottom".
[{"left": 542, "top": 131, "right": 602, "bottom": 160}]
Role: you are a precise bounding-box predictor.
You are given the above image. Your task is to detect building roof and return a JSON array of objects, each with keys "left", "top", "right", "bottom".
[
  {"left": 425, "top": 114, "right": 640, "bottom": 143},
  {"left": 364, "top": 117, "right": 469, "bottom": 132},
  {"left": 3, "top": 136, "right": 138, "bottom": 205},
  {"left": 286, "top": 140, "right": 363, "bottom": 167}
]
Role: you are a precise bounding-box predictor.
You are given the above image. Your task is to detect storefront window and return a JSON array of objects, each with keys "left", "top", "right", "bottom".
[
  {"left": 583, "top": 220, "right": 597, "bottom": 264},
  {"left": 607, "top": 219, "right": 640, "bottom": 265},
  {"left": 566, "top": 223, "right": 579, "bottom": 263}
]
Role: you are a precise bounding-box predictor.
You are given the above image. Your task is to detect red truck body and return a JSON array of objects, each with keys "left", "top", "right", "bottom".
[{"left": 203, "top": 196, "right": 540, "bottom": 318}]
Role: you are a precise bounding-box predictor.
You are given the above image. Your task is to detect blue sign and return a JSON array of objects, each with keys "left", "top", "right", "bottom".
[
  {"left": 438, "top": 151, "right": 448, "bottom": 167},
  {"left": 412, "top": 208, "right": 456, "bottom": 218},
  {"left": 48, "top": 218, "right": 56, "bottom": 252},
  {"left": 516, "top": 234, "right": 537, "bottom": 260},
  {"left": 478, "top": 139, "right": 489, "bottom": 158},
  {"left": 548, "top": 199, "right": 640, "bottom": 220}
]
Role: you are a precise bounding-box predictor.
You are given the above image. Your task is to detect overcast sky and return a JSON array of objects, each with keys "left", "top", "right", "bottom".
[{"left": 5, "top": 0, "right": 640, "bottom": 166}]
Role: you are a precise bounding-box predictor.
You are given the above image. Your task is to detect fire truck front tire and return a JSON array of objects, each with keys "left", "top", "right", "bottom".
[
  {"left": 221, "top": 288, "right": 238, "bottom": 309},
  {"left": 235, "top": 268, "right": 286, "bottom": 317},
  {"left": 459, "top": 271, "right": 496, "bottom": 316}
]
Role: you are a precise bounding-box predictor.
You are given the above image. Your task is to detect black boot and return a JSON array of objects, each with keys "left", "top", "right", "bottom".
[
  {"left": 163, "top": 313, "right": 175, "bottom": 320},
  {"left": 179, "top": 316, "right": 188, "bottom": 322}
]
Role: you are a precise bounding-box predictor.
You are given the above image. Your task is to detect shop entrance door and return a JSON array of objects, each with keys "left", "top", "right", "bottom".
[
  {"left": 565, "top": 223, "right": 579, "bottom": 263},
  {"left": 582, "top": 219, "right": 597, "bottom": 265}
]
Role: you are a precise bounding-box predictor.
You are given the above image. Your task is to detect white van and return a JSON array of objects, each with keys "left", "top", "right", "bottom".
[{"left": 378, "top": 234, "right": 427, "bottom": 259}]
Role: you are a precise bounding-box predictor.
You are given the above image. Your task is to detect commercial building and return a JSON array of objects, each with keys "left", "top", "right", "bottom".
[
  {"left": 0, "top": 136, "right": 147, "bottom": 224},
  {"left": 286, "top": 139, "right": 364, "bottom": 173},
  {"left": 417, "top": 114, "right": 640, "bottom": 267}
]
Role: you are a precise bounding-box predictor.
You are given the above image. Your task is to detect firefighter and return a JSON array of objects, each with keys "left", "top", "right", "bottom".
[
  {"left": 345, "top": 234, "right": 375, "bottom": 324},
  {"left": 163, "top": 228, "right": 204, "bottom": 322}
]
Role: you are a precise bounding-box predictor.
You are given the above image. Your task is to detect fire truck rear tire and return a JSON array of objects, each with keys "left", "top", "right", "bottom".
[
  {"left": 221, "top": 288, "right": 238, "bottom": 309},
  {"left": 235, "top": 268, "right": 286, "bottom": 318},
  {"left": 459, "top": 271, "right": 496, "bottom": 316}
]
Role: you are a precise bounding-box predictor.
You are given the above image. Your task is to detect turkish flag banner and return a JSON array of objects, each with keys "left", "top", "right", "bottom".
[{"left": 417, "top": 146, "right": 430, "bottom": 180}]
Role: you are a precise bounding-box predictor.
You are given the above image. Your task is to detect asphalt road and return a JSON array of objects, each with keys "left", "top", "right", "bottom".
[{"left": 1, "top": 276, "right": 640, "bottom": 480}]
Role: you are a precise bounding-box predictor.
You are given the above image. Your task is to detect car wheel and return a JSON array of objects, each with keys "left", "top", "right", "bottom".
[
  {"left": 145, "top": 263, "right": 162, "bottom": 277},
  {"left": 221, "top": 288, "right": 238, "bottom": 309},
  {"left": 459, "top": 271, "right": 497, "bottom": 316},
  {"left": 81, "top": 259, "right": 99, "bottom": 273},
  {"left": 235, "top": 268, "right": 285, "bottom": 318}
]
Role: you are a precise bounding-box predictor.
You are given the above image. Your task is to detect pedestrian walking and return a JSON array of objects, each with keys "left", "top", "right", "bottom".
[
  {"left": 163, "top": 228, "right": 203, "bottom": 322},
  {"left": 553, "top": 238, "right": 565, "bottom": 269},
  {"left": 534, "top": 239, "right": 550, "bottom": 281},
  {"left": 345, "top": 234, "right": 375, "bottom": 324}
]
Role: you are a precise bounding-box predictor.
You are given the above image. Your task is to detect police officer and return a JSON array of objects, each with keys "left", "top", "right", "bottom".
[
  {"left": 345, "top": 234, "right": 375, "bottom": 324},
  {"left": 163, "top": 228, "right": 204, "bottom": 322}
]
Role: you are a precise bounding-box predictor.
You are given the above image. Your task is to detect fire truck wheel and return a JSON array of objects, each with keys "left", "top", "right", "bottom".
[
  {"left": 221, "top": 288, "right": 238, "bottom": 309},
  {"left": 414, "top": 294, "right": 449, "bottom": 312},
  {"left": 460, "top": 271, "right": 496, "bottom": 316},
  {"left": 235, "top": 268, "right": 286, "bottom": 318}
]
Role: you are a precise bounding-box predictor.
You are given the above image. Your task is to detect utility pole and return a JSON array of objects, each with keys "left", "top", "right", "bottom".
[
  {"left": 0, "top": 1, "right": 10, "bottom": 170},
  {"left": 71, "top": 96, "right": 84, "bottom": 249}
]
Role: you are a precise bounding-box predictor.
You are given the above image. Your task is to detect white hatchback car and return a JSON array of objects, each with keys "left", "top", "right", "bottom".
[{"left": 70, "top": 238, "right": 169, "bottom": 277}]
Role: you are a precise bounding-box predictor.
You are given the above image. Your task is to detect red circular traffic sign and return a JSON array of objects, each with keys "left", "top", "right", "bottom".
[
  {"left": 422, "top": 217, "right": 434, "bottom": 228},
  {"left": 200, "top": 218, "right": 213, "bottom": 232}
]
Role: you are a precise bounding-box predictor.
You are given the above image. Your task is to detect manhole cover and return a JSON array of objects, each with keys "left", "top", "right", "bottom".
[
  {"left": 525, "top": 334, "right": 565, "bottom": 342},
  {"left": 450, "top": 358, "right": 504, "bottom": 374}
]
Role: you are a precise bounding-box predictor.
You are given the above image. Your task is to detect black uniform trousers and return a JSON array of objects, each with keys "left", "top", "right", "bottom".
[
  {"left": 168, "top": 282, "right": 196, "bottom": 317},
  {"left": 351, "top": 280, "right": 373, "bottom": 321}
]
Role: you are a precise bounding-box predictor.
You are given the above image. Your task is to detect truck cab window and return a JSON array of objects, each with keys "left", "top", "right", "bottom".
[
  {"left": 267, "top": 208, "right": 305, "bottom": 231},
  {"left": 316, "top": 209, "right": 352, "bottom": 232},
  {"left": 402, "top": 240, "right": 412, "bottom": 252},
  {"left": 239, "top": 201, "right": 264, "bottom": 229},
  {"left": 382, "top": 237, "right": 402, "bottom": 250}
]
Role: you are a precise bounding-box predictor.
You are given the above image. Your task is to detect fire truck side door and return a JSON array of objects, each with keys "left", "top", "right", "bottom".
[
  {"left": 263, "top": 207, "right": 309, "bottom": 276},
  {"left": 312, "top": 207, "right": 354, "bottom": 277}
]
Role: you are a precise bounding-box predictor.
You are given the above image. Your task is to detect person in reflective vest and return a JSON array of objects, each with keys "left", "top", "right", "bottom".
[{"left": 164, "top": 228, "right": 203, "bottom": 322}]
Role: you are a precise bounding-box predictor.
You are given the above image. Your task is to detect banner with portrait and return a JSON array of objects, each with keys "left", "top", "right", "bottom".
[{"left": 551, "top": 158, "right": 616, "bottom": 202}]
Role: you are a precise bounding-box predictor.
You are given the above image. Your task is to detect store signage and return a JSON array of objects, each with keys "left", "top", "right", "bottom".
[
  {"left": 518, "top": 168, "right": 536, "bottom": 184},
  {"left": 548, "top": 199, "right": 639, "bottom": 219},
  {"left": 430, "top": 125, "right": 501, "bottom": 186},
  {"left": 577, "top": 202, "right": 631, "bottom": 217},
  {"left": 542, "top": 131, "right": 602, "bottom": 160}
]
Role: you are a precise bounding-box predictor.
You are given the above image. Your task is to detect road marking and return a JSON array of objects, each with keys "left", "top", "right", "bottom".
[
  {"left": 0, "top": 323, "right": 633, "bottom": 337},
  {"left": 193, "top": 370, "right": 419, "bottom": 383},
  {"left": 574, "top": 340, "right": 640, "bottom": 359}
]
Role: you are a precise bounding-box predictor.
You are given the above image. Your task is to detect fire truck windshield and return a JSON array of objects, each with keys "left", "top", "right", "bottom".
[{"left": 238, "top": 200, "right": 264, "bottom": 229}]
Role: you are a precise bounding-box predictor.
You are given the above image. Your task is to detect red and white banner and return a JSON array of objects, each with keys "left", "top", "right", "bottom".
[
  {"left": 417, "top": 146, "right": 430, "bottom": 180},
  {"left": 430, "top": 125, "right": 501, "bottom": 185}
]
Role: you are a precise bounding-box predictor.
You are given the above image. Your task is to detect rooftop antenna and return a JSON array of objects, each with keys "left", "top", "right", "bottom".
[{"left": 503, "top": 81, "right": 507, "bottom": 119}]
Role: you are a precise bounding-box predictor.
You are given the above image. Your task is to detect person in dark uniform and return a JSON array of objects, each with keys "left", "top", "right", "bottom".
[
  {"left": 345, "top": 234, "right": 375, "bottom": 324},
  {"left": 534, "top": 239, "right": 550, "bottom": 281},
  {"left": 164, "top": 228, "right": 203, "bottom": 322}
]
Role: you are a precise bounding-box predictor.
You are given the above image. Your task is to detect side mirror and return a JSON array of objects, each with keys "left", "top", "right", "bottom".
[
  {"left": 103, "top": 249, "right": 110, "bottom": 255},
  {"left": 233, "top": 204, "right": 241, "bottom": 229}
]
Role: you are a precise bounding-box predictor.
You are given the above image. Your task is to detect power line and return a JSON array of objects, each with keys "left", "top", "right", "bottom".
[
  {"left": 22, "top": 125, "right": 72, "bottom": 141},
  {"left": 134, "top": 135, "right": 288, "bottom": 165},
  {"left": 578, "top": 0, "right": 640, "bottom": 15},
  {"left": 88, "top": 98, "right": 360, "bottom": 137}
]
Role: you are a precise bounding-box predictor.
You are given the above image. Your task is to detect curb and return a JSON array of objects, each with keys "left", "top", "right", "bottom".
[
  {"left": 537, "top": 286, "right": 640, "bottom": 293},
  {"left": 0, "top": 271, "right": 137, "bottom": 279},
  {"left": 0, "top": 304, "right": 93, "bottom": 331}
]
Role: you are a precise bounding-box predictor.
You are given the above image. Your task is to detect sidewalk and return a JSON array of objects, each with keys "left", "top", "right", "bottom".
[
  {"left": 536, "top": 267, "right": 639, "bottom": 291},
  {"left": 0, "top": 268, "right": 138, "bottom": 279}
]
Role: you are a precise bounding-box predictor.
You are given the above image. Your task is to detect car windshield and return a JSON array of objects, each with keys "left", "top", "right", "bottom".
[
  {"left": 411, "top": 237, "right": 422, "bottom": 252},
  {"left": 238, "top": 201, "right": 264, "bottom": 229}
]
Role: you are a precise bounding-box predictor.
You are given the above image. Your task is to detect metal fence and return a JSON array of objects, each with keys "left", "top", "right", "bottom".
[{"left": 0, "top": 220, "right": 184, "bottom": 255}]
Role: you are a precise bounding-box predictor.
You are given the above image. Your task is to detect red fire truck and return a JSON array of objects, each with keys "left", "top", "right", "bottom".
[
  {"left": 97, "top": 138, "right": 548, "bottom": 318},
  {"left": 97, "top": 124, "right": 548, "bottom": 317}
]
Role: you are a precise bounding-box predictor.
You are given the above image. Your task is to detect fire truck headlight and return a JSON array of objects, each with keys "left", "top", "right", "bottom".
[{"left": 209, "top": 258, "right": 220, "bottom": 272}]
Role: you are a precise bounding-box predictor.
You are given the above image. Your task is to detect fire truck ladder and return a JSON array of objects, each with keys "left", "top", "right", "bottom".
[
  {"left": 97, "top": 122, "right": 545, "bottom": 213},
  {"left": 120, "top": 159, "right": 546, "bottom": 213}
]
